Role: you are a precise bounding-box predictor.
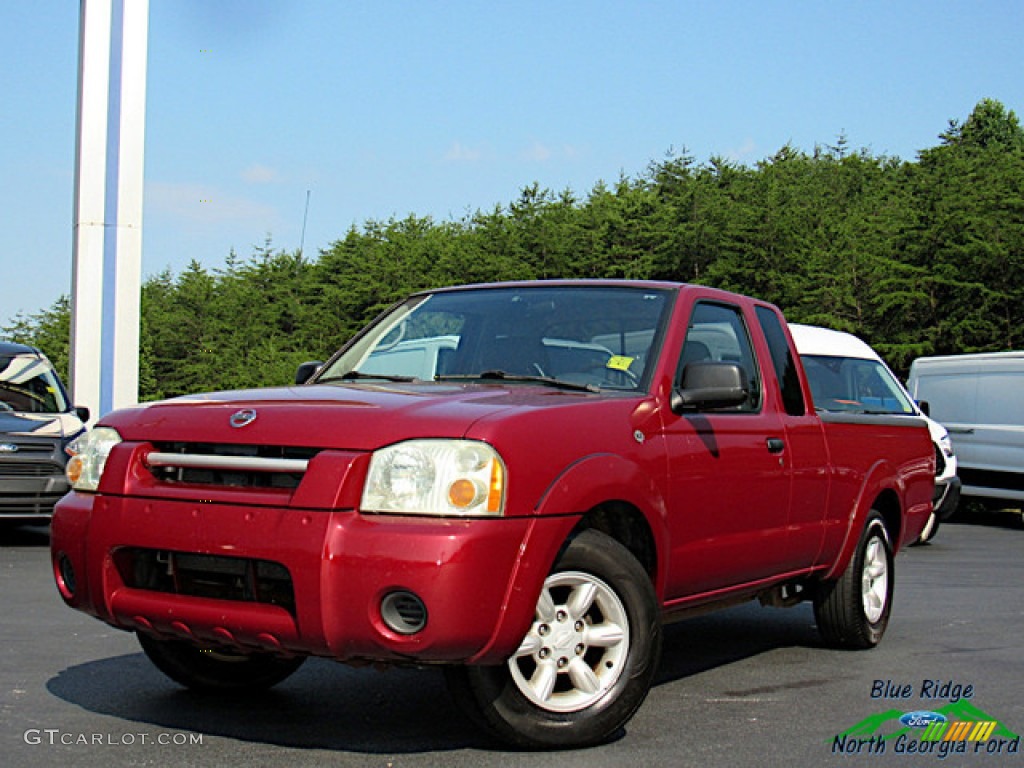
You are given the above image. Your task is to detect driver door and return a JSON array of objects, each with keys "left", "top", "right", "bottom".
[{"left": 661, "top": 300, "right": 793, "bottom": 599}]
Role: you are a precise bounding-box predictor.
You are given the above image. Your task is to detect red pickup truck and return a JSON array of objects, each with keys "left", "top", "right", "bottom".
[{"left": 51, "top": 281, "right": 934, "bottom": 748}]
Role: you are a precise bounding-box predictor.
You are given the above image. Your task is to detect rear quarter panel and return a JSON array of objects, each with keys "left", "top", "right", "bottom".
[{"left": 815, "top": 412, "right": 934, "bottom": 577}]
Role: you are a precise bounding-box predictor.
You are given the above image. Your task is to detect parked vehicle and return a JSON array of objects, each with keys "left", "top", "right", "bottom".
[
  {"left": 51, "top": 281, "right": 934, "bottom": 749},
  {"left": 790, "top": 325, "right": 960, "bottom": 543},
  {"left": 908, "top": 351, "right": 1024, "bottom": 506},
  {"left": 0, "top": 342, "right": 89, "bottom": 526}
]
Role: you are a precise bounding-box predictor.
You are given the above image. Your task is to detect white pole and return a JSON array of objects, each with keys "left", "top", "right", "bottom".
[
  {"left": 71, "top": 0, "right": 148, "bottom": 419},
  {"left": 107, "top": 0, "right": 148, "bottom": 412},
  {"left": 70, "top": 0, "right": 111, "bottom": 419}
]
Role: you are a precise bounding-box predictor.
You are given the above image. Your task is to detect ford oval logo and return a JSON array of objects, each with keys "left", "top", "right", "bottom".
[
  {"left": 900, "top": 711, "right": 947, "bottom": 729},
  {"left": 229, "top": 409, "right": 258, "bottom": 428},
  {"left": 0, "top": 443, "right": 18, "bottom": 454}
]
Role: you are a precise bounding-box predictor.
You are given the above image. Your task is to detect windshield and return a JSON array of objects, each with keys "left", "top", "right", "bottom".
[
  {"left": 0, "top": 354, "right": 69, "bottom": 414},
  {"left": 801, "top": 354, "right": 916, "bottom": 415},
  {"left": 315, "top": 285, "right": 673, "bottom": 391}
]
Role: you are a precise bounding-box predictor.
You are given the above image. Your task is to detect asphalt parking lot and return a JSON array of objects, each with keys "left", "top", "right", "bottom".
[{"left": 2, "top": 511, "right": 1022, "bottom": 768}]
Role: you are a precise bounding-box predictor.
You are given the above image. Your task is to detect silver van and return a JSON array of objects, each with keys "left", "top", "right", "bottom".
[
  {"left": 1, "top": 342, "right": 89, "bottom": 526},
  {"left": 908, "top": 351, "right": 1024, "bottom": 505}
]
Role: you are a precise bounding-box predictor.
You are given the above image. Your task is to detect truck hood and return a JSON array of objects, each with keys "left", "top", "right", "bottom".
[
  {"left": 100, "top": 382, "right": 624, "bottom": 451},
  {"left": 0, "top": 410, "right": 85, "bottom": 440}
]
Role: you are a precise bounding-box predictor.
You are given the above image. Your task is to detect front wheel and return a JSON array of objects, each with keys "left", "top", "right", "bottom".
[
  {"left": 813, "top": 511, "right": 894, "bottom": 648},
  {"left": 138, "top": 633, "right": 305, "bottom": 692},
  {"left": 445, "top": 529, "right": 662, "bottom": 749}
]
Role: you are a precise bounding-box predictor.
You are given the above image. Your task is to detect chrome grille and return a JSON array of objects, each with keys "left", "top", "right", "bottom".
[{"left": 147, "top": 443, "right": 318, "bottom": 489}]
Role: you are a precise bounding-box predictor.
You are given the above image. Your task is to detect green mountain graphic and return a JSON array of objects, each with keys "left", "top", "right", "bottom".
[
  {"left": 837, "top": 700, "right": 1019, "bottom": 742},
  {"left": 839, "top": 709, "right": 905, "bottom": 738}
]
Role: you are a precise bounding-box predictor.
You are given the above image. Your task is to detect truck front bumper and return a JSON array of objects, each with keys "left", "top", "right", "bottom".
[{"left": 51, "top": 491, "right": 579, "bottom": 665}]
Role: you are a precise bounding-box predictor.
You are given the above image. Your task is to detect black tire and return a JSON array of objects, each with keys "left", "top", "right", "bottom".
[
  {"left": 814, "top": 511, "right": 894, "bottom": 649},
  {"left": 445, "top": 529, "right": 662, "bottom": 749},
  {"left": 137, "top": 633, "right": 305, "bottom": 692}
]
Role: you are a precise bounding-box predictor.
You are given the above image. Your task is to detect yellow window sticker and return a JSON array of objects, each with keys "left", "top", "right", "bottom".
[{"left": 606, "top": 356, "right": 634, "bottom": 372}]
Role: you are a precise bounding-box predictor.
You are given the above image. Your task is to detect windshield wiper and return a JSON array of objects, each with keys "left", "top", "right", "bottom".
[
  {"left": 436, "top": 371, "right": 600, "bottom": 393},
  {"left": 317, "top": 371, "right": 421, "bottom": 384}
]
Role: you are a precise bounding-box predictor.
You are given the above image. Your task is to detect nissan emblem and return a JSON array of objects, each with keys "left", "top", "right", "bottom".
[{"left": 229, "top": 409, "right": 258, "bottom": 428}]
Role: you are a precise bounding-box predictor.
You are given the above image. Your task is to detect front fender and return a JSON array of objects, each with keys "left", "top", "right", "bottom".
[
  {"left": 534, "top": 452, "right": 669, "bottom": 594},
  {"left": 471, "top": 453, "right": 670, "bottom": 663}
]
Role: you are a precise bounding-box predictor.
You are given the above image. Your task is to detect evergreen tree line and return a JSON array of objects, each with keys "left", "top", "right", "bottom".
[{"left": 4, "top": 99, "right": 1023, "bottom": 401}]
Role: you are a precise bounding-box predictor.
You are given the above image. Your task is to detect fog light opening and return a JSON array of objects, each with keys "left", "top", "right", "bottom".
[
  {"left": 58, "top": 554, "right": 77, "bottom": 598},
  {"left": 380, "top": 591, "right": 427, "bottom": 635}
]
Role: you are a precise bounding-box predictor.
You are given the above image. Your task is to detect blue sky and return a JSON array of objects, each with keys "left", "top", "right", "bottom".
[{"left": 1, "top": 0, "right": 1021, "bottom": 326}]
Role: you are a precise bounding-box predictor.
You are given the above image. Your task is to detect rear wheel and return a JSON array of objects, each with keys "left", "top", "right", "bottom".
[
  {"left": 445, "top": 529, "right": 661, "bottom": 749},
  {"left": 138, "top": 633, "right": 305, "bottom": 692},
  {"left": 814, "top": 511, "right": 894, "bottom": 648}
]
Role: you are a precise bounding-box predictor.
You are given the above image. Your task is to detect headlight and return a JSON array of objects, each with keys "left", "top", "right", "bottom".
[
  {"left": 938, "top": 432, "right": 955, "bottom": 458},
  {"left": 65, "top": 427, "right": 122, "bottom": 491},
  {"left": 362, "top": 439, "right": 506, "bottom": 516}
]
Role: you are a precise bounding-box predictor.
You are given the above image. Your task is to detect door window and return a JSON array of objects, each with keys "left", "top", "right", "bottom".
[
  {"left": 755, "top": 306, "right": 806, "bottom": 417},
  {"left": 677, "top": 302, "right": 760, "bottom": 412}
]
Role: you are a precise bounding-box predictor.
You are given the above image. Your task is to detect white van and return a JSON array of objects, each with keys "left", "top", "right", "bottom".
[
  {"left": 907, "top": 352, "right": 1024, "bottom": 506},
  {"left": 791, "top": 325, "right": 960, "bottom": 543}
]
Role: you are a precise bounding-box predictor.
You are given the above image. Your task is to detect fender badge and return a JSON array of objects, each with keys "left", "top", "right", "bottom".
[{"left": 229, "top": 409, "right": 258, "bottom": 428}]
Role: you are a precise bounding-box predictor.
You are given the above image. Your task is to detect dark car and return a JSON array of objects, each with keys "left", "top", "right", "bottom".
[{"left": 0, "top": 342, "right": 88, "bottom": 526}]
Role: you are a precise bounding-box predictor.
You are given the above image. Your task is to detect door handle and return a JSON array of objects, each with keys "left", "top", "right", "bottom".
[{"left": 766, "top": 437, "right": 785, "bottom": 454}]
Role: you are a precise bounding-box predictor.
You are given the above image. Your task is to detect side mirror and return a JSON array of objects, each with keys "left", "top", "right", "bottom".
[
  {"left": 671, "top": 361, "right": 749, "bottom": 414},
  {"left": 917, "top": 400, "right": 931, "bottom": 417},
  {"left": 73, "top": 406, "right": 91, "bottom": 423},
  {"left": 295, "top": 361, "right": 323, "bottom": 385}
]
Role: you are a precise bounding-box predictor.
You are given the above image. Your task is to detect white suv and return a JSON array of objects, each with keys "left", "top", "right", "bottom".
[{"left": 790, "top": 325, "right": 960, "bottom": 544}]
